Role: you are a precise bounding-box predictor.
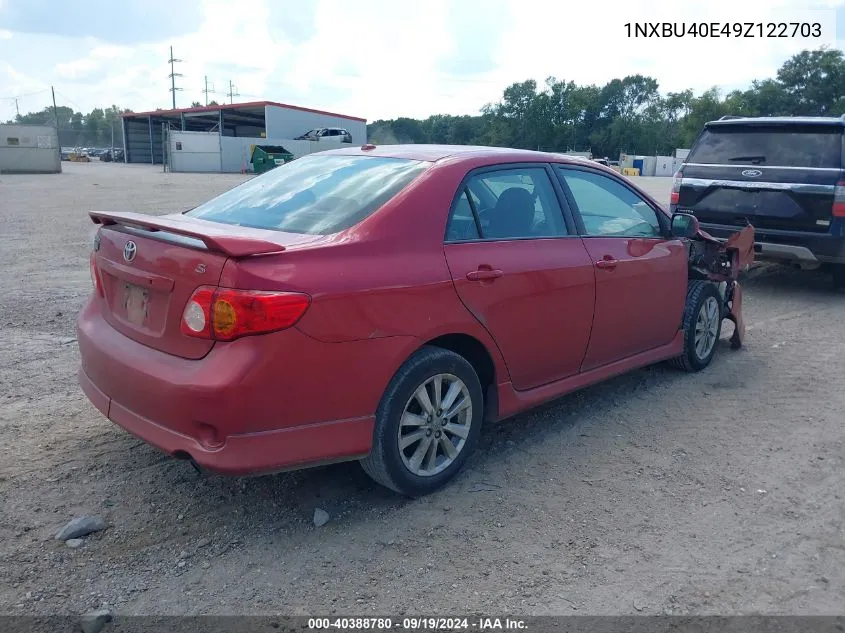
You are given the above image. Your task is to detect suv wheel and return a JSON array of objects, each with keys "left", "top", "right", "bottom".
[
  {"left": 670, "top": 280, "right": 723, "bottom": 372},
  {"left": 360, "top": 346, "right": 483, "bottom": 497}
]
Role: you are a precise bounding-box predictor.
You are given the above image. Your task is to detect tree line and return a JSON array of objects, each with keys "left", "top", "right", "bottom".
[
  {"left": 6, "top": 48, "right": 843, "bottom": 154},
  {"left": 8, "top": 105, "right": 130, "bottom": 148},
  {"left": 4, "top": 101, "right": 226, "bottom": 148},
  {"left": 367, "top": 48, "right": 845, "bottom": 159}
]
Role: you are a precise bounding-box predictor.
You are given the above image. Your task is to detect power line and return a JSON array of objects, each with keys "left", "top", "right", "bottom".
[
  {"left": 168, "top": 45, "right": 183, "bottom": 109},
  {"left": 54, "top": 90, "right": 84, "bottom": 112},
  {"left": 0, "top": 88, "right": 51, "bottom": 101}
]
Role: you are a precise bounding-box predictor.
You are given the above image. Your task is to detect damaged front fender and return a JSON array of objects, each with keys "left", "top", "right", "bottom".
[{"left": 687, "top": 224, "right": 755, "bottom": 349}]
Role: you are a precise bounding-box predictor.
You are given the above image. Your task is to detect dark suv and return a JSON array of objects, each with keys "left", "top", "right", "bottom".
[{"left": 670, "top": 116, "right": 845, "bottom": 285}]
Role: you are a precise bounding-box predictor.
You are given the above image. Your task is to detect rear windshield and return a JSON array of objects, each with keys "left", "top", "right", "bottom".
[
  {"left": 186, "top": 154, "right": 428, "bottom": 234},
  {"left": 688, "top": 126, "right": 842, "bottom": 168}
]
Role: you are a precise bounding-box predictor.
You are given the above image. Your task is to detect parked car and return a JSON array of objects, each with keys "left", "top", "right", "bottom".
[
  {"left": 78, "top": 145, "right": 753, "bottom": 496},
  {"left": 100, "top": 149, "right": 124, "bottom": 162},
  {"left": 592, "top": 158, "right": 609, "bottom": 167},
  {"left": 295, "top": 127, "right": 353, "bottom": 143},
  {"left": 670, "top": 115, "right": 845, "bottom": 286}
]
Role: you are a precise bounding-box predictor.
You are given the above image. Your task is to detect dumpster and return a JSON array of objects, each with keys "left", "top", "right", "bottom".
[{"left": 250, "top": 145, "right": 294, "bottom": 173}]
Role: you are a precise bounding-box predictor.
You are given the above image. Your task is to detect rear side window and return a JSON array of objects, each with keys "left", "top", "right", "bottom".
[
  {"left": 186, "top": 155, "right": 428, "bottom": 235},
  {"left": 445, "top": 190, "right": 481, "bottom": 241},
  {"left": 466, "top": 168, "right": 568, "bottom": 239},
  {"left": 688, "top": 126, "right": 842, "bottom": 168}
]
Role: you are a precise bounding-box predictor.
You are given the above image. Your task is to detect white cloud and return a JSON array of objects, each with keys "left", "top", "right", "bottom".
[
  {"left": 0, "top": 0, "right": 842, "bottom": 123},
  {"left": 493, "top": 0, "right": 839, "bottom": 96}
]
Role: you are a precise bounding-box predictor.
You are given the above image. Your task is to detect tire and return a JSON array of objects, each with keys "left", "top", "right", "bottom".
[
  {"left": 360, "top": 346, "right": 484, "bottom": 496},
  {"left": 670, "top": 280, "right": 723, "bottom": 372}
]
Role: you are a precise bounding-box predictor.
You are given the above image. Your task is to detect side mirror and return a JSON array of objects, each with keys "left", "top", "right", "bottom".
[{"left": 671, "top": 212, "right": 700, "bottom": 239}]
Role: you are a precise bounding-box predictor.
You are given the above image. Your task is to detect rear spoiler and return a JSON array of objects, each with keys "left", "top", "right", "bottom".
[{"left": 89, "top": 211, "right": 286, "bottom": 257}]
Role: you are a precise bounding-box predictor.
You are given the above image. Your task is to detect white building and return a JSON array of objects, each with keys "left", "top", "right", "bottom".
[
  {"left": 0, "top": 124, "right": 61, "bottom": 174},
  {"left": 121, "top": 101, "right": 367, "bottom": 172}
]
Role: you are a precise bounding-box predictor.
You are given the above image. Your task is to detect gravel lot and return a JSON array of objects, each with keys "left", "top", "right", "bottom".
[{"left": 1, "top": 162, "right": 844, "bottom": 617}]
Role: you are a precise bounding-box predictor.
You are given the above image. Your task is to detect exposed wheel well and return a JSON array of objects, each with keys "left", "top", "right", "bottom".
[{"left": 424, "top": 333, "right": 498, "bottom": 422}]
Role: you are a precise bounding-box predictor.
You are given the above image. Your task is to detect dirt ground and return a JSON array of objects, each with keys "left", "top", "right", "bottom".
[{"left": 1, "top": 162, "right": 844, "bottom": 617}]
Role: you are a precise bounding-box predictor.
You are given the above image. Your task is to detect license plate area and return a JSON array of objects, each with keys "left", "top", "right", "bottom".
[{"left": 123, "top": 282, "right": 149, "bottom": 326}]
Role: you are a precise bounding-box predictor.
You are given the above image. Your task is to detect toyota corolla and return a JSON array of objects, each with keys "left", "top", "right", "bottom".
[{"left": 77, "top": 145, "right": 753, "bottom": 496}]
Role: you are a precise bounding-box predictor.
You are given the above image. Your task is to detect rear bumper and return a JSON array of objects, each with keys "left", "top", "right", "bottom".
[
  {"left": 78, "top": 367, "right": 373, "bottom": 475},
  {"left": 77, "top": 299, "right": 416, "bottom": 475},
  {"left": 699, "top": 223, "right": 845, "bottom": 265}
]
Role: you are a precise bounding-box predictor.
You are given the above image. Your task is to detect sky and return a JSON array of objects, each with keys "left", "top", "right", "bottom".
[{"left": 0, "top": 0, "right": 843, "bottom": 123}]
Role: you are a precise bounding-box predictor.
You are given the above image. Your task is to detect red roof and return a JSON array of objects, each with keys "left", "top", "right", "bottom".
[
  {"left": 122, "top": 100, "right": 366, "bottom": 123},
  {"left": 321, "top": 144, "right": 578, "bottom": 162}
]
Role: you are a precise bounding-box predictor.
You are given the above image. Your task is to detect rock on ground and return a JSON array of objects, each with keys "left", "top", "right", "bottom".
[
  {"left": 80, "top": 608, "right": 113, "bottom": 633},
  {"left": 313, "top": 508, "right": 331, "bottom": 527},
  {"left": 55, "top": 516, "right": 107, "bottom": 541}
]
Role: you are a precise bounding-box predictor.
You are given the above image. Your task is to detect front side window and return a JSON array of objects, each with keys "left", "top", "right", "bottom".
[
  {"left": 449, "top": 167, "right": 567, "bottom": 240},
  {"left": 186, "top": 155, "right": 428, "bottom": 235},
  {"left": 558, "top": 168, "right": 662, "bottom": 237}
]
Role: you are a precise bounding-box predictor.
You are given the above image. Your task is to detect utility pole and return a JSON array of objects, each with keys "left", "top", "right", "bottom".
[
  {"left": 168, "top": 46, "right": 183, "bottom": 109},
  {"left": 14, "top": 97, "right": 19, "bottom": 118},
  {"left": 226, "top": 80, "right": 239, "bottom": 104},
  {"left": 51, "top": 86, "right": 60, "bottom": 138},
  {"left": 202, "top": 75, "right": 215, "bottom": 106}
]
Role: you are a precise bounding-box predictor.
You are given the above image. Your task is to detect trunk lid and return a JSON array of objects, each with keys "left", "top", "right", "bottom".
[{"left": 89, "top": 211, "right": 322, "bottom": 359}]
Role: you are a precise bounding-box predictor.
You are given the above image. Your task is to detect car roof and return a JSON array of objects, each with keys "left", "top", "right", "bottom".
[
  {"left": 706, "top": 115, "right": 845, "bottom": 128},
  {"left": 317, "top": 144, "right": 598, "bottom": 164}
]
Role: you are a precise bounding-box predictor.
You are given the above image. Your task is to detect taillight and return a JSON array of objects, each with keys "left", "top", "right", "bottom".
[
  {"left": 181, "top": 286, "right": 311, "bottom": 341},
  {"left": 89, "top": 252, "right": 104, "bottom": 296},
  {"left": 833, "top": 181, "right": 845, "bottom": 218},
  {"left": 670, "top": 169, "right": 683, "bottom": 205},
  {"left": 181, "top": 287, "right": 214, "bottom": 338}
]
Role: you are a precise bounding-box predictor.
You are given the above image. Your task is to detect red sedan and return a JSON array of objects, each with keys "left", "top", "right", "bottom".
[{"left": 78, "top": 145, "right": 753, "bottom": 496}]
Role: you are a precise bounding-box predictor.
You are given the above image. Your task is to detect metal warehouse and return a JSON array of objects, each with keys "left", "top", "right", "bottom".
[{"left": 121, "top": 101, "right": 367, "bottom": 172}]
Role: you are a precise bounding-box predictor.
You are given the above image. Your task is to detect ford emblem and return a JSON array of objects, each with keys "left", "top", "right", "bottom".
[{"left": 741, "top": 169, "right": 762, "bottom": 177}]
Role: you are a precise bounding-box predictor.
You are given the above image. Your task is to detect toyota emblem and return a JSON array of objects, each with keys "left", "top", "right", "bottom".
[
  {"left": 123, "top": 240, "right": 137, "bottom": 262},
  {"left": 741, "top": 169, "right": 762, "bottom": 177}
]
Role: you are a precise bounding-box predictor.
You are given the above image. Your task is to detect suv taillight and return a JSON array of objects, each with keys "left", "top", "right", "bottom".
[
  {"left": 833, "top": 181, "right": 845, "bottom": 218},
  {"left": 181, "top": 286, "right": 311, "bottom": 341},
  {"left": 670, "top": 169, "right": 683, "bottom": 205}
]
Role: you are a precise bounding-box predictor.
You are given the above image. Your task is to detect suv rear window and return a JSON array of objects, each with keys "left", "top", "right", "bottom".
[
  {"left": 186, "top": 154, "right": 428, "bottom": 235},
  {"left": 688, "top": 126, "right": 842, "bottom": 169}
]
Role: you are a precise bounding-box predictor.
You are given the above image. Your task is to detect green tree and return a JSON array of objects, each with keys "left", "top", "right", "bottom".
[
  {"left": 776, "top": 48, "right": 845, "bottom": 115},
  {"left": 85, "top": 108, "right": 105, "bottom": 145}
]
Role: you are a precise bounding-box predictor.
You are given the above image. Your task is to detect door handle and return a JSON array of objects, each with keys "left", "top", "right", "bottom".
[
  {"left": 595, "top": 257, "right": 618, "bottom": 270},
  {"left": 466, "top": 267, "right": 504, "bottom": 281}
]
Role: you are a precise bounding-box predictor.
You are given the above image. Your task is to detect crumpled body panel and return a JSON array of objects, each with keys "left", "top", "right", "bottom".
[{"left": 689, "top": 224, "right": 755, "bottom": 348}]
